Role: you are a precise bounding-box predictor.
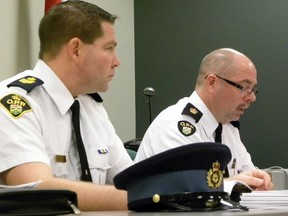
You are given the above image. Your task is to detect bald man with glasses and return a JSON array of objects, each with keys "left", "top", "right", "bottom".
[{"left": 135, "top": 48, "right": 273, "bottom": 191}]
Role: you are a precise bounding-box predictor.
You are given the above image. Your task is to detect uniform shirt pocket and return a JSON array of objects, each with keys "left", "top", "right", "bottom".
[
  {"left": 48, "top": 153, "right": 69, "bottom": 179},
  {"left": 86, "top": 148, "right": 111, "bottom": 184}
]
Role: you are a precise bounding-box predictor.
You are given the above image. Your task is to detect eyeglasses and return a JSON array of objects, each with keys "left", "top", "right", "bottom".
[{"left": 211, "top": 74, "right": 258, "bottom": 96}]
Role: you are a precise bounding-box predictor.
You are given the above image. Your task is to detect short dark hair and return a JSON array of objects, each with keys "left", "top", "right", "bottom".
[{"left": 38, "top": 0, "right": 117, "bottom": 59}]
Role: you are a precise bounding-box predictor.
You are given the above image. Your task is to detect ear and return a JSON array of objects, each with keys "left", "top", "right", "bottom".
[
  {"left": 67, "top": 38, "right": 81, "bottom": 62},
  {"left": 204, "top": 74, "right": 220, "bottom": 95},
  {"left": 206, "top": 74, "right": 217, "bottom": 87}
]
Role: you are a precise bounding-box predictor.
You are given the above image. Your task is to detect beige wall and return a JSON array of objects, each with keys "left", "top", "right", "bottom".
[{"left": 0, "top": 0, "right": 135, "bottom": 142}]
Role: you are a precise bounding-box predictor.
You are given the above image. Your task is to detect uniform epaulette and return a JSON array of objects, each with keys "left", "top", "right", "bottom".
[
  {"left": 88, "top": 93, "right": 103, "bottom": 102},
  {"left": 7, "top": 76, "right": 44, "bottom": 93},
  {"left": 181, "top": 103, "right": 203, "bottom": 123}
]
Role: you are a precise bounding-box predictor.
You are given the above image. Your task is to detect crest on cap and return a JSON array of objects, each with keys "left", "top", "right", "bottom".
[{"left": 207, "top": 161, "right": 223, "bottom": 189}]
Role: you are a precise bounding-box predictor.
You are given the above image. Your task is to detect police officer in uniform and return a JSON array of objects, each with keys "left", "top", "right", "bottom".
[
  {"left": 135, "top": 48, "right": 273, "bottom": 191},
  {"left": 0, "top": 1, "right": 133, "bottom": 211}
]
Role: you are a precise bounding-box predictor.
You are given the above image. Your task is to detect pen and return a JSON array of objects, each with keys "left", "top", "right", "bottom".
[{"left": 231, "top": 158, "right": 237, "bottom": 175}]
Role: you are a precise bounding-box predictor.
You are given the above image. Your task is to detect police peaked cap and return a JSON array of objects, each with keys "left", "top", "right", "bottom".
[{"left": 114, "top": 142, "right": 233, "bottom": 211}]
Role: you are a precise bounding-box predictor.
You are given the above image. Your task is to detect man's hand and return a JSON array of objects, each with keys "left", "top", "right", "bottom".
[{"left": 227, "top": 169, "right": 274, "bottom": 191}]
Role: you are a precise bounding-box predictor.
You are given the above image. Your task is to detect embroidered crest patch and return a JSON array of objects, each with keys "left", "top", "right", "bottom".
[
  {"left": 0, "top": 94, "right": 32, "bottom": 118},
  {"left": 177, "top": 120, "right": 196, "bottom": 136}
]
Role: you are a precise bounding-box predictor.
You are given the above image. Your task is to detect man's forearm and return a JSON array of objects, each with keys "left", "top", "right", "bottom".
[{"left": 38, "top": 178, "right": 128, "bottom": 211}]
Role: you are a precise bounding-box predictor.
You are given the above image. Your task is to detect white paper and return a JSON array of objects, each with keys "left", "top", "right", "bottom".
[
  {"left": 240, "top": 190, "right": 288, "bottom": 209},
  {"left": 0, "top": 180, "right": 42, "bottom": 189},
  {"left": 224, "top": 180, "right": 253, "bottom": 194}
]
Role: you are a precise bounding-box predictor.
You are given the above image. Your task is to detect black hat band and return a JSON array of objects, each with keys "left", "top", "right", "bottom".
[{"left": 127, "top": 169, "right": 224, "bottom": 204}]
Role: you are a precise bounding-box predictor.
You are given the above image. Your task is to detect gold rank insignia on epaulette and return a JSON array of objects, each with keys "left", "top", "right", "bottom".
[
  {"left": 181, "top": 103, "right": 203, "bottom": 122},
  {"left": 7, "top": 76, "right": 44, "bottom": 93},
  {"left": 0, "top": 94, "right": 32, "bottom": 118},
  {"left": 207, "top": 161, "right": 223, "bottom": 189}
]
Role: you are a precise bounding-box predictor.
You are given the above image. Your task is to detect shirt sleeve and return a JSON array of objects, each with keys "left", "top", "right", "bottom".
[
  {"left": 135, "top": 116, "right": 204, "bottom": 162},
  {"left": 106, "top": 134, "right": 134, "bottom": 184},
  {"left": 0, "top": 93, "right": 50, "bottom": 174},
  {"left": 223, "top": 124, "right": 255, "bottom": 175}
]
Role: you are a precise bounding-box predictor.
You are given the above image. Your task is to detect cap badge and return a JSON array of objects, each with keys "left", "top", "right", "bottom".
[{"left": 207, "top": 161, "right": 223, "bottom": 189}]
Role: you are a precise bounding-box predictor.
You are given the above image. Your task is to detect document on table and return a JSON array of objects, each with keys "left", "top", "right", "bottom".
[
  {"left": 224, "top": 180, "right": 253, "bottom": 195},
  {"left": 240, "top": 190, "right": 288, "bottom": 209},
  {"left": 0, "top": 180, "right": 42, "bottom": 189}
]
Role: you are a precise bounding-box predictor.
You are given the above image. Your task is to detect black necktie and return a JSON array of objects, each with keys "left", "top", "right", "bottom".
[
  {"left": 70, "top": 100, "right": 92, "bottom": 182},
  {"left": 215, "top": 124, "right": 222, "bottom": 143},
  {"left": 215, "top": 123, "right": 229, "bottom": 177}
]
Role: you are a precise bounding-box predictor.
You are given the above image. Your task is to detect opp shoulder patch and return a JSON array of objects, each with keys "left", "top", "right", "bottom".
[
  {"left": 178, "top": 120, "right": 196, "bottom": 136},
  {"left": 0, "top": 94, "right": 32, "bottom": 118}
]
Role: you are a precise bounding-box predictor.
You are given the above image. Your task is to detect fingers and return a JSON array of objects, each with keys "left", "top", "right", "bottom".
[
  {"left": 251, "top": 169, "right": 273, "bottom": 190},
  {"left": 229, "top": 170, "right": 273, "bottom": 191},
  {"left": 243, "top": 173, "right": 264, "bottom": 190}
]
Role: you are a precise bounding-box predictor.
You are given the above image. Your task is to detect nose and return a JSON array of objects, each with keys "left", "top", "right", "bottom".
[
  {"left": 113, "top": 55, "right": 120, "bottom": 68},
  {"left": 244, "top": 92, "right": 257, "bottom": 103}
]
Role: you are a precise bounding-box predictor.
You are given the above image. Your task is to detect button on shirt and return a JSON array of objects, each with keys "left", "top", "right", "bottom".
[
  {"left": 0, "top": 60, "right": 133, "bottom": 184},
  {"left": 134, "top": 91, "right": 255, "bottom": 176}
]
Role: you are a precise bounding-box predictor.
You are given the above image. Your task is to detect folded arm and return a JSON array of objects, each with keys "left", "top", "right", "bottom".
[{"left": 1, "top": 162, "right": 127, "bottom": 211}]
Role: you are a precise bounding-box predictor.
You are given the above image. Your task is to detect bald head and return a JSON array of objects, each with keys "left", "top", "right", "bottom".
[
  {"left": 195, "top": 48, "right": 256, "bottom": 89},
  {"left": 194, "top": 48, "right": 258, "bottom": 123}
]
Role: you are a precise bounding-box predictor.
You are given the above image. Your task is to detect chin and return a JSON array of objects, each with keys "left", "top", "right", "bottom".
[
  {"left": 233, "top": 116, "right": 241, "bottom": 121},
  {"left": 103, "top": 86, "right": 109, "bottom": 92},
  {"left": 96, "top": 85, "right": 109, "bottom": 93}
]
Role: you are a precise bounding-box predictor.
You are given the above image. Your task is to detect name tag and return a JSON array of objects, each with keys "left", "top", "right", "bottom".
[{"left": 55, "top": 155, "right": 66, "bottom": 163}]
